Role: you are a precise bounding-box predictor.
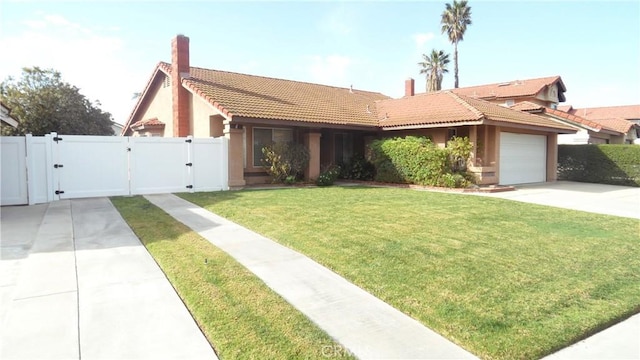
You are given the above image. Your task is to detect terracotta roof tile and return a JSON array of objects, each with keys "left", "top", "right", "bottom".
[
  {"left": 557, "top": 105, "right": 573, "bottom": 113},
  {"left": 589, "top": 118, "right": 635, "bottom": 133},
  {"left": 542, "top": 107, "right": 604, "bottom": 131},
  {"left": 376, "top": 92, "right": 481, "bottom": 127},
  {"left": 377, "top": 91, "right": 575, "bottom": 132},
  {"left": 160, "top": 62, "right": 389, "bottom": 127},
  {"left": 570, "top": 105, "right": 640, "bottom": 121},
  {"left": 132, "top": 117, "right": 165, "bottom": 128},
  {"left": 451, "top": 76, "right": 565, "bottom": 101},
  {"left": 509, "top": 101, "right": 544, "bottom": 112}
]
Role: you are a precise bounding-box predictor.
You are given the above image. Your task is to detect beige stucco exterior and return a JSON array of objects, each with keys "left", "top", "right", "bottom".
[{"left": 133, "top": 76, "right": 173, "bottom": 137}]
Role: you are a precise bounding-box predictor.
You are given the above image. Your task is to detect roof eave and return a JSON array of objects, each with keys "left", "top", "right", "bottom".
[
  {"left": 381, "top": 119, "right": 484, "bottom": 131},
  {"left": 483, "top": 118, "right": 577, "bottom": 134}
]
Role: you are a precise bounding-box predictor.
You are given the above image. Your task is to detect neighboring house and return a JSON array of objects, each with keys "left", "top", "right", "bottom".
[
  {"left": 123, "top": 35, "right": 575, "bottom": 187},
  {"left": 560, "top": 105, "right": 640, "bottom": 144},
  {"left": 511, "top": 102, "right": 626, "bottom": 144},
  {"left": 1, "top": 102, "right": 18, "bottom": 129},
  {"left": 111, "top": 121, "right": 124, "bottom": 136},
  {"left": 451, "top": 76, "right": 566, "bottom": 109}
]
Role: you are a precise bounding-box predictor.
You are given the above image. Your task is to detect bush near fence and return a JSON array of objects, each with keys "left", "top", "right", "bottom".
[{"left": 558, "top": 144, "right": 640, "bottom": 187}]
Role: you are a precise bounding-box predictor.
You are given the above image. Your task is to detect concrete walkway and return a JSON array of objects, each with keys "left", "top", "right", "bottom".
[
  {"left": 145, "top": 193, "right": 477, "bottom": 359},
  {"left": 0, "top": 198, "right": 217, "bottom": 359}
]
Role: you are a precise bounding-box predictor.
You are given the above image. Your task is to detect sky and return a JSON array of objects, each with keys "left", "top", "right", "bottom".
[{"left": 1, "top": 1, "right": 639, "bottom": 125}]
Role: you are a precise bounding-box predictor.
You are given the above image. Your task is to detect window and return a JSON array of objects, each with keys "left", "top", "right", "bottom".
[
  {"left": 447, "top": 128, "right": 457, "bottom": 141},
  {"left": 253, "top": 128, "right": 293, "bottom": 166},
  {"left": 504, "top": 99, "right": 515, "bottom": 107}
]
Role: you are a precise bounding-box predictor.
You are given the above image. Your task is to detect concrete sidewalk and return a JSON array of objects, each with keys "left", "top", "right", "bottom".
[
  {"left": 145, "top": 193, "right": 477, "bottom": 359},
  {"left": 0, "top": 198, "right": 217, "bottom": 359}
]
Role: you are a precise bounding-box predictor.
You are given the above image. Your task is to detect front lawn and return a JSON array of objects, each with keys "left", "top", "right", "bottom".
[
  {"left": 111, "top": 196, "right": 353, "bottom": 359},
  {"left": 179, "top": 186, "right": 640, "bottom": 360}
]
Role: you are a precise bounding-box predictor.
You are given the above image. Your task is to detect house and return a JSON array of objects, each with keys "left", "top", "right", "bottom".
[
  {"left": 559, "top": 105, "right": 640, "bottom": 144},
  {"left": 1, "top": 102, "right": 18, "bottom": 130},
  {"left": 511, "top": 102, "right": 627, "bottom": 144},
  {"left": 451, "top": 76, "right": 566, "bottom": 109},
  {"left": 123, "top": 35, "right": 575, "bottom": 187},
  {"left": 111, "top": 121, "right": 124, "bottom": 136}
]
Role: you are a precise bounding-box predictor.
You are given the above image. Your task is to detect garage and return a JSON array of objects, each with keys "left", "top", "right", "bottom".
[{"left": 499, "top": 132, "right": 547, "bottom": 185}]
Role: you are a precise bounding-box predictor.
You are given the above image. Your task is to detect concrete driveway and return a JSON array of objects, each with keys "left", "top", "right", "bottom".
[
  {"left": 0, "top": 198, "right": 217, "bottom": 360},
  {"left": 475, "top": 181, "right": 640, "bottom": 219}
]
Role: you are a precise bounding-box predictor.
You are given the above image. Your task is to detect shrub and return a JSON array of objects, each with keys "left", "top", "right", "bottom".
[
  {"left": 558, "top": 145, "right": 640, "bottom": 187},
  {"left": 261, "top": 142, "right": 310, "bottom": 183},
  {"left": 446, "top": 136, "right": 473, "bottom": 172},
  {"left": 338, "top": 155, "right": 375, "bottom": 181},
  {"left": 316, "top": 165, "right": 341, "bottom": 186},
  {"left": 368, "top": 136, "right": 476, "bottom": 188},
  {"left": 369, "top": 136, "right": 450, "bottom": 186}
]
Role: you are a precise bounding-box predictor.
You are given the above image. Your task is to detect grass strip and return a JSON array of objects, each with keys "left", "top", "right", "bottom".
[
  {"left": 179, "top": 186, "right": 640, "bottom": 360},
  {"left": 111, "top": 196, "right": 354, "bottom": 359}
]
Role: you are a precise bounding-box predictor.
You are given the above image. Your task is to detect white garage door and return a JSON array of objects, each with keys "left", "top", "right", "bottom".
[{"left": 499, "top": 132, "right": 546, "bottom": 185}]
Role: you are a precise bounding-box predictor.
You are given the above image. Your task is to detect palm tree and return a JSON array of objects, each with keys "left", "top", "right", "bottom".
[
  {"left": 441, "top": 0, "right": 472, "bottom": 88},
  {"left": 418, "top": 49, "right": 450, "bottom": 92}
]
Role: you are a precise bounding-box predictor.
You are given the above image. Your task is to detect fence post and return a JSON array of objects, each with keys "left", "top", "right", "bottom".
[
  {"left": 187, "top": 135, "right": 195, "bottom": 193},
  {"left": 221, "top": 136, "right": 229, "bottom": 190},
  {"left": 49, "top": 132, "right": 60, "bottom": 201},
  {"left": 25, "top": 134, "right": 35, "bottom": 205}
]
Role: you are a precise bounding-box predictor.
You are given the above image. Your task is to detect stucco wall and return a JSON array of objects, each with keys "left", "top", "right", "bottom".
[{"left": 136, "top": 77, "right": 173, "bottom": 137}]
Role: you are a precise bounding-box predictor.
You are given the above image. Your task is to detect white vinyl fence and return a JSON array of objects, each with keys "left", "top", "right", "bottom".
[{"left": 1, "top": 133, "right": 228, "bottom": 206}]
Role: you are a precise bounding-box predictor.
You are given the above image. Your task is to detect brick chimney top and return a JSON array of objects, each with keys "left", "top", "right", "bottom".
[
  {"left": 172, "top": 35, "right": 190, "bottom": 78},
  {"left": 405, "top": 78, "right": 415, "bottom": 97}
]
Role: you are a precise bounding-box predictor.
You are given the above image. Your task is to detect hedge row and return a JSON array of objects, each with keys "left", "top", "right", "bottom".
[
  {"left": 557, "top": 145, "right": 640, "bottom": 187},
  {"left": 368, "top": 136, "right": 471, "bottom": 188}
]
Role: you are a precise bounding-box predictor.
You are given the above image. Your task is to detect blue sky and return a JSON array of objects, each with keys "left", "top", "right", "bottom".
[{"left": 1, "top": 1, "right": 639, "bottom": 124}]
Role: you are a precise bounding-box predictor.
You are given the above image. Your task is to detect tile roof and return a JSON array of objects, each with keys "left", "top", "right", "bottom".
[
  {"left": 557, "top": 105, "right": 573, "bottom": 113},
  {"left": 509, "top": 101, "right": 544, "bottom": 112},
  {"left": 159, "top": 62, "right": 389, "bottom": 127},
  {"left": 589, "top": 118, "right": 635, "bottom": 133},
  {"left": 568, "top": 105, "right": 640, "bottom": 120},
  {"left": 132, "top": 117, "right": 165, "bottom": 128},
  {"left": 450, "top": 76, "right": 565, "bottom": 101},
  {"left": 376, "top": 91, "right": 575, "bottom": 132},
  {"left": 542, "top": 107, "right": 604, "bottom": 132}
]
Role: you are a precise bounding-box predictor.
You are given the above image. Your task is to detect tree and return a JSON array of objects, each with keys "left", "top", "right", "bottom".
[
  {"left": 441, "top": 0, "right": 472, "bottom": 89},
  {"left": 418, "top": 49, "right": 450, "bottom": 92},
  {"left": 0, "top": 67, "right": 114, "bottom": 136}
]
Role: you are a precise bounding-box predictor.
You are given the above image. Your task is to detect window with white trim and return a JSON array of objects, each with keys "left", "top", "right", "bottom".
[{"left": 253, "top": 128, "right": 293, "bottom": 166}]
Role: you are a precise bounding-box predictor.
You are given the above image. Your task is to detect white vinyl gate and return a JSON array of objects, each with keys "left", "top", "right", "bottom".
[
  {"left": 1, "top": 137, "right": 28, "bottom": 205},
  {"left": 1, "top": 133, "right": 228, "bottom": 205}
]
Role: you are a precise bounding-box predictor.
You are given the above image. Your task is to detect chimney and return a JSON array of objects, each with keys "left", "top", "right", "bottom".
[
  {"left": 405, "top": 78, "right": 415, "bottom": 97},
  {"left": 171, "top": 34, "right": 190, "bottom": 137}
]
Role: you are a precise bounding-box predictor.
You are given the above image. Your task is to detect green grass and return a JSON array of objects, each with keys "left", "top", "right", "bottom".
[
  {"left": 178, "top": 186, "right": 640, "bottom": 360},
  {"left": 110, "top": 196, "right": 354, "bottom": 360}
]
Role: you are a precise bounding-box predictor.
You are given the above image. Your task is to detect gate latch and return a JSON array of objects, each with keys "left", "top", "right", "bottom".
[
  {"left": 185, "top": 163, "right": 193, "bottom": 167},
  {"left": 55, "top": 190, "right": 65, "bottom": 195},
  {"left": 54, "top": 164, "right": 64, "bottom": 168}
]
